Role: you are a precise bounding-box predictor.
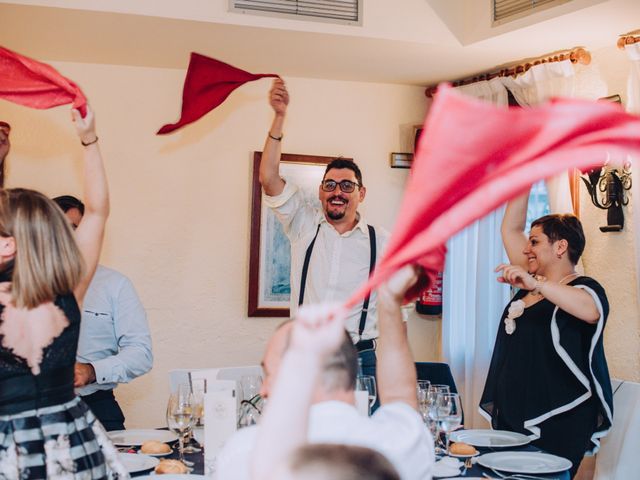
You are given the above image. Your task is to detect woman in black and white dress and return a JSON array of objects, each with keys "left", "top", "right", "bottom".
[
  {"left": 480, "top": 190, "right": 613, "bottom": 478},
  {"left": 0, "top": 107, "right": 127, "bottom": 479}
]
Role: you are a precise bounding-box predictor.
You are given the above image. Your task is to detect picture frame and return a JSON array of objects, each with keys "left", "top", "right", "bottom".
[{"left": 248, "top": 152, "right": 350, "bottom": 317}]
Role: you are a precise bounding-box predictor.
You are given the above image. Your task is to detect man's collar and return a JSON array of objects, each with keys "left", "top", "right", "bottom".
[{"left": 319, "top": 212, "right": 369, "bottom": 236}]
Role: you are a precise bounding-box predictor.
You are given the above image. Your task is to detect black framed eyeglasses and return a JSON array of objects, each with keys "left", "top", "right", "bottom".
[{"left": 321, "top": 179, "right": 361, "bottom": 193}]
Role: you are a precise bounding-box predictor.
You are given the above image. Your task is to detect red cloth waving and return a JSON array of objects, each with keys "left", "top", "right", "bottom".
[
  {"left": 158, "top": 53, "right": 279, "bottom": 134},
  {"left": 0, "top": 46, "right": 87, "bottom": 116},
  {"left": 346, "top": 84, "right": 640, "bottom": 307}
]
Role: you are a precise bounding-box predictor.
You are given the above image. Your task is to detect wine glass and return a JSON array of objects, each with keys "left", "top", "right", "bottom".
[
  {"left": 356, "top": 375, "right": 377, "bottom": 415},
  {"left": 416, "top": 380, "right": 431, "bottom": 423},
  {"left": 427, "top": 385, "right": 450, "bottom": 454},
  {"left": 183, "top": 379, "right": 205, "bottom": 453},
  {"left": 167, "top": 383, "right": 195, "bottom": 466},
  {"left": 437, "top": 393, "right": 462, "bottom": 455},
  {"left": 240, "top": 374, "right": 263, "bottom": 402}
]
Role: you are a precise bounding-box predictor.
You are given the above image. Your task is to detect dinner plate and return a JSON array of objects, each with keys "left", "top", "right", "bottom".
[
  {"left": 477, "top": 451, "right": 572, "bottom": 474},
  {"left": 118, "top": 452, "right": 160, "bottom": 474},
  {"left": 449, "top": 429, "right": 530, "bottom": 448},
  {"left": 135, "top": 475, "right": 206, "bottom": 479},
  {"left": 108, "top": 429, "right": 178, "bottom": 446}
]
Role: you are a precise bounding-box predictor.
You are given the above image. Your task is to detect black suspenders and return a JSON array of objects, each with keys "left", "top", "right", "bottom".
[{"left": 298, "top": 224, "right": 377, "bottom": 338}]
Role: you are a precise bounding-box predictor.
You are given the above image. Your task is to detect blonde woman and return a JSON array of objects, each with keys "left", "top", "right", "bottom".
[{"left": 0, "top": 108, "right": 127, "bottom": 479}]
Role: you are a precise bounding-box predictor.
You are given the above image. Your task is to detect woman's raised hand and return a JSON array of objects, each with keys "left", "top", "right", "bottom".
[{"left": 495, "top": 263, "right": 536, "bottom": 291}]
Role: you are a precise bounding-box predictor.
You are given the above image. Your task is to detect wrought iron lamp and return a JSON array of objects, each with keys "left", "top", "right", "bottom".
[{"left": 581, "top": 163, "right": 632, "bottom": 232}]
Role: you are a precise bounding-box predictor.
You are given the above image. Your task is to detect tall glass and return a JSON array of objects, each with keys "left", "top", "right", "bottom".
[
  {"left": 427, "top": 385, "right": 450, "bottom": 454},
  {"left": 183, "top": 379, "right": 205, "bottom": 453},
  {"left": 416, "top": 380, "right": 431, "bottom": 423},
  {"left": 356, "top": 375, "right": 377, "bottom": 416},
  {"left": 167, "top": 383, "right": 195, "bottom": 466},
  {"left": 437, "top": 393, "right": 462, "bottom": 455}
]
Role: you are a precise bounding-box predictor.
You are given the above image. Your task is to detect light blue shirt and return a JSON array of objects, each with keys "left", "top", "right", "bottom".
[{"left": 76, "top": 265, "right": 153, "bottom": 396}]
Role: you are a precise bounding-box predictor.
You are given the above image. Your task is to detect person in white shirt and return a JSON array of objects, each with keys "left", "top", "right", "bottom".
[
  {"left": 217, "top": 266, "right": 434, "bottom": 480},
  {"left": 259, "top": 79, "right": 388, "bottom": 381},
  {"left": 53, "top": 195, "right": 153, "bottom": 431}
]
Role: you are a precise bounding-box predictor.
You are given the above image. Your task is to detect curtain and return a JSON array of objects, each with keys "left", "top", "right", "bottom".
[
  {"left": 500, "top": 60, "right": 608, "bottom": 214},
  {"left": 626, "top": 43, "right": 640, "bottom": 309},
  {"left": 442, "top": 78, "right": 511, "bottom": 428}
]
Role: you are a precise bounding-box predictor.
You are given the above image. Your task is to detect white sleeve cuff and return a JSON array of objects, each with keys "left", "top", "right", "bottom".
[{"left": 262, "top": 177, "right": 298, "bottom": 209}]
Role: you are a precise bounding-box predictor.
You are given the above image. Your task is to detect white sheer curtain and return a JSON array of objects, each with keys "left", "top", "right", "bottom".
[
  {"left": 500, "top": 60, "right": 608, "bottom": 214},
  {"left": 442, "top": 78, "right": 511, "bottom": 428},
  {"left": 625, "top": 44, "right": 640, "bottom": 308}
]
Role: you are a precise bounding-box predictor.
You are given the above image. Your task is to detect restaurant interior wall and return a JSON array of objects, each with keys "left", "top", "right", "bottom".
[{"left": 1, "top": 60, "right": 435, "bottom": 428}]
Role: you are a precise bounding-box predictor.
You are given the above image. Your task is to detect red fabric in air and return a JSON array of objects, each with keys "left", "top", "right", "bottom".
[
  {"left": 346, "top": 84, "right": 640, "bottom": 307},
  {"left": 0, "top": 46, "right": 87, "bottom": 116},
  {"left": 158, "top": 53, "right": 279, "bottom": 134}
]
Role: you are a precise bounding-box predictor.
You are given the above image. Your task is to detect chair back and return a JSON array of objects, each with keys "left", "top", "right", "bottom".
[{"left": 415, "top": 362, "right": 459, "bottom": 394}]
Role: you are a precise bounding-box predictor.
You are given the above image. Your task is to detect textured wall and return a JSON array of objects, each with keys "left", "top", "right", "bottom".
[{"left": 2, "top": 61, "right": 434, "bottom": 427}]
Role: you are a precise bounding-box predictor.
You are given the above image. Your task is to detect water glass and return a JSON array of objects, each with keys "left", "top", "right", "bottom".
[
  {"left": 356, "top": 375, "right": 377, "bottom": 415},
  {"left": 437, "top": 393, "right": 462, "bottom": 454},
  {"left": 240, "top": 374, "right": 263, "bottom": 402}
]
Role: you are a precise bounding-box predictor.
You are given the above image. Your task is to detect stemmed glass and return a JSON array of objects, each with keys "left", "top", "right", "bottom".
[
  {"left": 167, "top": 383, "right": 195, "bottom": 467},
  {"left": 427, "top": 385, "right": 450, "bottom": 454},
  {"left": 356, "top": 375, "right": 377, "bottom": 416},
  {"left": 437, "top": 393, "right": 463, "bottom": 455},
  {"left": 183, "top": 379, "right": 205, "bottom": 454},
  {"left": 416, "top": 380, "right": 431, "bottom": 423}
]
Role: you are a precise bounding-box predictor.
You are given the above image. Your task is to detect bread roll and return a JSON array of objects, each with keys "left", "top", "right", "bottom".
[
  {"left": 155, "top": 459, "right": 189, "bottom": 474},
  {"left": 140, "top": 440, "right": 171, "bottom": 455},
  {"left": 449, "top": 442, "right": 477, "bottom": 456}
]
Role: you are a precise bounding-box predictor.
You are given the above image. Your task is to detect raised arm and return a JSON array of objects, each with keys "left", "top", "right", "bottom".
[
  {"left": 251, "top": 304, "right": 346, "bottom": 480},
  {"left": 376, "top": 266, "right": 419, "bottom": 409},
  {"left": 259, "top": 79, "right": 288, "bottom": 197},
  {"left": 501, "top": 191, "right": 530, "bottom": 269},
  {"left": 71, "top": 107, "right": 109, "bottom": 304}
]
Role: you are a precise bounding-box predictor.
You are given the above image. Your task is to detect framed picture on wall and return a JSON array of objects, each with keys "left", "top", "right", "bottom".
[{"left": 248, "top": 152, "right": 349, "bottom": 317}]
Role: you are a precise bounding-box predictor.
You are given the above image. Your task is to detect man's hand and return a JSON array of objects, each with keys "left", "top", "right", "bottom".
[
  {"left": 0, "top": 127, "right": 10, "bottom": 162},
  {"left": 72, "top": 106, "right": 97, "bottom": 145},
  {"left": 269, "top": 79, "right": 289, "bottom": 117},
  {"left": 74, "top": 362, "right": 96, "bottom": 387},
  {"left": 290, "top": 303, "right": 347, "bottom": 359}
]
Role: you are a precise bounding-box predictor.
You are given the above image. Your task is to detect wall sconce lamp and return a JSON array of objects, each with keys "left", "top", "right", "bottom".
[{"left": 581, "top": 162, "right": 632, "bottom": 232}]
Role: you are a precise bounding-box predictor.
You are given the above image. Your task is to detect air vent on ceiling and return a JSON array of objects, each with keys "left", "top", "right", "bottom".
[
  {"left": 230, "top": 0, "right": 362, "bottom": 26},
  {"left": 493, "top": 0, "right": 574, "bottom": 25}
]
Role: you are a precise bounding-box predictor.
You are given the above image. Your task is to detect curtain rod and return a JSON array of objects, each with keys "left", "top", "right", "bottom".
[{"left": 425, "top": 47, "right": 591, "bottom": 98}]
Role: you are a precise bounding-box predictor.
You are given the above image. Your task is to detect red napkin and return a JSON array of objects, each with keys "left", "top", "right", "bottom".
[
  {"left": 346, "top": 84, "right": 640, "bottom": 307},
  {"left": 158, "top": 53, "right": 279, "bottom": 134},
  {"left": 0, "top": 46, "right": 87, "bottom": 116}
]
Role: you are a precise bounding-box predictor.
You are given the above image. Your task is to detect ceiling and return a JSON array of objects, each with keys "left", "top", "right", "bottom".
[{"left": 0, "top": 0, "right": 639, "bottom": 86}]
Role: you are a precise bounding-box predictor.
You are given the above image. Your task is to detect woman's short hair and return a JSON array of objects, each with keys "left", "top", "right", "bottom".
[
  {"left": 531, "top": 213, "right": 585, "bottom": 264},
  {"left": 0, "top": 189, "right": 83, "bottom": 308},
  {"left": 286, "top": 444, "right": 400, "bottom": 480}
]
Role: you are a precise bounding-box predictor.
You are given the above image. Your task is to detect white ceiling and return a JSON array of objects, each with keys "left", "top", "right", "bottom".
[{"left": 0, "top": 0, "right": 638, "bottom": 86}]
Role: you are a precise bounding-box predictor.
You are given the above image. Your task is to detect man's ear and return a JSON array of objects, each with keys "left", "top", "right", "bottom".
[
  {"left": 359, "top": 186, "right": 366, "bottom": 202},
  {"left": 0, "top": 237, "right": 16, "bottom": 258}
]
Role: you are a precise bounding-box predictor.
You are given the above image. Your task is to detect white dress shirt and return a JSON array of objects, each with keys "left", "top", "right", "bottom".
[
  {"left": 76, "top": 265, "right": 153, "bottom": 396},
  {"left": 263, "top": 179, "right": 389, "bottom": 341},
  {"left": 217, "top": 401, "right": 434, "bottom": 480}
]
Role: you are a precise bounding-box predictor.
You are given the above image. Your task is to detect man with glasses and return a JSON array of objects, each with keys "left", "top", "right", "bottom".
[
  {"left": 0, "top": 121, "right": 11, "bottom": 187},
  {"left": 258, "top": 79, "right": 389, "bottom": 379}
]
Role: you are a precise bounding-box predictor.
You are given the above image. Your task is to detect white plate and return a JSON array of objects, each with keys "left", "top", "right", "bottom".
[
  {"left": 118, "top": 453, "right": 159, "bottom": 474},
  {"left": 135, "top": 475, "right": 206, "bottom": 479},
  {"left": 477, "top": 451, "right": 572, "bottom": 474},
  {"left": 108, "top": 429, "right": 178, "bottom": 446},
  {"left": 449, "top": 429, "right": 530, "bottom": 448}
]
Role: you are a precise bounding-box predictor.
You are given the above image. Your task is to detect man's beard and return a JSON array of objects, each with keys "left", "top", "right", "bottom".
[{"left": 327, "top": 209, "right": 346, "bottom": 220}]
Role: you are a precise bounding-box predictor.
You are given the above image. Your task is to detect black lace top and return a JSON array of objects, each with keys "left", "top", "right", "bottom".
[{"left": 0, "top": 263, "right": 80, "bottom": 414}]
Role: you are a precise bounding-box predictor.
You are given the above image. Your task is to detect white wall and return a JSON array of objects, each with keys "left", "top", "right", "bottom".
[{"left": 1, "top": 61, "right": 436, "bottom": 427}]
